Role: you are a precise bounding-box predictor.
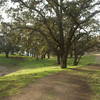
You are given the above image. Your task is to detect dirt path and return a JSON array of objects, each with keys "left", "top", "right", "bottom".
[
  {"left": 3, "top": 72, "right": 92, "bottom": 100},
  {"left": 2, "top": 54, "right": 100, "bottom": 100}
]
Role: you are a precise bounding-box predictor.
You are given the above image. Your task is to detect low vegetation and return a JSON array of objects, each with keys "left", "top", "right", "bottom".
[
  {"left": 1, "top": 0, "right": 100, "bottom": 69},
  {"left": 68, "top": 66, "right": 100, "bottom": 100},
  {"left": 0, "top": 54, "right": 97, "bottom": 98}
]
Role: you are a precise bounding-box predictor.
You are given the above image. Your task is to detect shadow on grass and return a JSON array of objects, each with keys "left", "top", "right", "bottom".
[{"left": 0, "top": 55, "right": 57, "bottom": 69}]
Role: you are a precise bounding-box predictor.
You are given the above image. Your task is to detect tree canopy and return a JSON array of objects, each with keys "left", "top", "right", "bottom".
[{"left": 0, "top": 0, "right": 100, "bottom": 68}]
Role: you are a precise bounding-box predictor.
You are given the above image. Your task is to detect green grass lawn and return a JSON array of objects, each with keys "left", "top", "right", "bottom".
[
  {"left": 0, "top": 54, "right": 99, "bottom": 98},
  {"left": 0, "top": 54, "right": 95, "bottom": 69}
]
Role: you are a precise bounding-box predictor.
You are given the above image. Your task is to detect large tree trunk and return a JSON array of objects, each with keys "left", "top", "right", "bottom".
[
  {"left": 57, "top": 54, "right": 61, "bottom": 64},
  {"left": 5, "top": 51, "right": 9, "bottom": 58},
  {"left": 60, "top": 53, "right": 68, "bottom": 68}
]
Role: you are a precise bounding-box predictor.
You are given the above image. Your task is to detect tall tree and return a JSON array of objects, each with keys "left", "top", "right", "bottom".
[{"left": 2, "top": 0, "right": 100, "bottom": 68}]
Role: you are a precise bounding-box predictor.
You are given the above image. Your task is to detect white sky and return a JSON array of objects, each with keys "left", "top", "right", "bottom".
[
  {"left": 0, "top": 0, "right": 100, "bottom": 23},
  {"left": 0, "top": 0, "right": 19, "bottom": 22}
]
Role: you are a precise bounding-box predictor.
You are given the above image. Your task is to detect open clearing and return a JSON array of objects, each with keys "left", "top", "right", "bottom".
[{"left": 0, "top": 54, "right": 99, "bottom": 100}]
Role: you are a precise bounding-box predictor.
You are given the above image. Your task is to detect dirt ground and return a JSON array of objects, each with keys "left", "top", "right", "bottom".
[{"left": 1, "top": 54, "right": 100, "bottom": 100}]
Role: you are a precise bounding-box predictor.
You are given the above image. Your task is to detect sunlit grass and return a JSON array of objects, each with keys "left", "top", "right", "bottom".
[
  {"left": 91, "top": 71, "right": 100, "bottom": 100},
  {"left": 0, "top": 54, "right": 97, "bottom": 98},
  {"left": 68, "top": 55, "right": 95, "bottom": 68},
  {"left": 0, "top": 66, "right": 62, "bottom": 97},
  {"left": 67, "top": 66, "right": 100, "bottom": 100}
]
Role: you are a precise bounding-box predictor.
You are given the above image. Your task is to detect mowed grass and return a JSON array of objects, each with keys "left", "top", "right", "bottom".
[{"left": 0, "top": 54, "right": 98, "bottom": 98}]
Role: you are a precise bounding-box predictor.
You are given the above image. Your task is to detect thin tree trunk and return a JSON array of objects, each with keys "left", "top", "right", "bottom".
[
  {"left": 73, "top": 56, "right": 78, "bottom": 65},
  {"left": 41, "top": 54, "right": 46, "bottom": 59},
  {"left": 47, "top": 52, "right": 50, "bottom": 59},
  {"left": 77, "top": 56, "right": 82, "bottom": 65},
  {"left": 73, "top": 55, "right": 82, "bottom": 65},
  {"left": 70, "top": 51, "right": 73, "bottom": 58},
  {"left": 36, "top": 54, "right": 39, "bottom": 60}
]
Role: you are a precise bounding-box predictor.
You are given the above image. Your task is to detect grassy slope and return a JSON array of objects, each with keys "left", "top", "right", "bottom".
[
  {"left": 70, "top": 67, "right": 100, "bottom": 100},
  {"left": 91, "top": 69, "right": 100, "bottom": 100},
  {"left": 0, "top": 55, "right": 62, "bottom": 97},
  {"left": 82, "top": 55, "right": 100, "bottom": 100},
  {"left": 0, "top": 54, "right": 99, "bottom": 99},
  {"left": 67, "top": 55, "right": 100, "bottom": 100}
]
